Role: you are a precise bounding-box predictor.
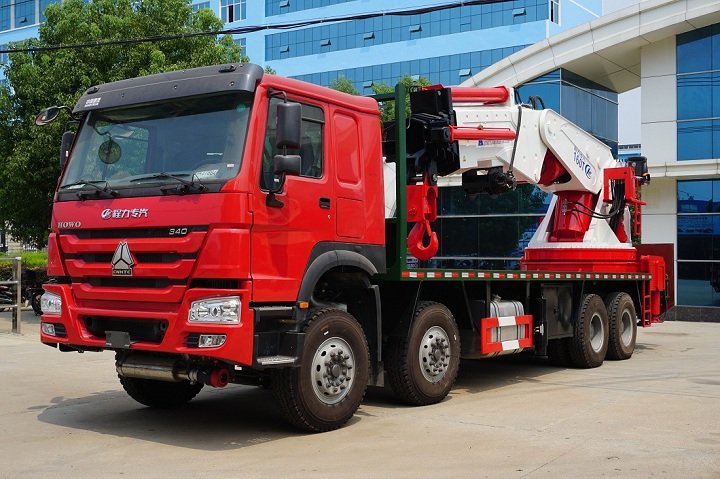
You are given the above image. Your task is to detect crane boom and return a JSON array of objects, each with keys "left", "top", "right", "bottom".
[{"left": 401, "top": 85, "right": 649, "bottom": 260}]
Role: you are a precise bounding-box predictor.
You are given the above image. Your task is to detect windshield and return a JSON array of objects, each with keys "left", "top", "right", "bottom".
[{"left": 61, "top": 93, "right": 252, "bottom": 194}]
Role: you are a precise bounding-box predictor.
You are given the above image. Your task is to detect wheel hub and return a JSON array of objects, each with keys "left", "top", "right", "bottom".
[
  {"left": 419, "top": 326, "right": 451, "bottom": 383},
  {"left": 589, "top": 312, "right": 605, "bottom": 353},
  {"left": 312, "top": 337, "right": 355, "bottom": 405}
]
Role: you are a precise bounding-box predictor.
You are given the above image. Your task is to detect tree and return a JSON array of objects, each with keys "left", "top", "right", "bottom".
[
  {"left": 330, "top": 76, "right": 359, "bottom": 95},
  {"left": 0, "top": 0, "right": 246, "bottom": 247},
  {"left": 371, "top": 75, "right": 431, "bottom": 122}
]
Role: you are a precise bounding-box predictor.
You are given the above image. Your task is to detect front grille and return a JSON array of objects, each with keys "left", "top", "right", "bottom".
[
  {"left": 84, "top": 316, "right": 168, "bottom": 344},
  {"left": 185, "top": 333, "right": 200, "bottom": 348},
  {"left": 189, "top": 279, "right": 239, "bottom": 289},
  {"left": 53, "top": 323, "right": 67, "bottom": 337},
  {"left": 82, "top": 277, "right": 186, "bottom": 288},
  {"left": 66, "top": 252, "right": 196, "bottom": 263},
  {"left": 60, "top": 226, "right": 208, "bottom": 239}
]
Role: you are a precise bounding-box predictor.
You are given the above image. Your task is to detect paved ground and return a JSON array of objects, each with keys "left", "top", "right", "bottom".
[{"left": 1, "top": 311, "right": 719, "bottom": 478}]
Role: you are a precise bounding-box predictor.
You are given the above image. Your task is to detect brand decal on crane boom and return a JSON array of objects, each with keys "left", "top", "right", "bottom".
[
  {"left": 111, "top": 242, "right": 135, "bottom": 276},
  {"left": 573, "top": 147, "right": 594, "bottom": 180}
]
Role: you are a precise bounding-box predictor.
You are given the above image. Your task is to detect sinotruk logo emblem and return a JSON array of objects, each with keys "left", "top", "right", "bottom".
[{"left": 111, "top": 242, "right": 135, "bottom": 276}]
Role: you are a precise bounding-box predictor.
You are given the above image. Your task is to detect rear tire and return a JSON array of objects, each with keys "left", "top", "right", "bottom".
[
  {"left": 272, "top": 309, "right": 369, "bottom": 432},
  {"left": 568, "top": 294, "right": 609, "bottom": 369},
  {"left": 118, "top": 376, "right": 203, "bottom": 408},
  {"left": 605, "top": 292, "right": 637, "bottom": 360},
  {"left": 387, "top": 301, "right": 460, "bottom": 406}
]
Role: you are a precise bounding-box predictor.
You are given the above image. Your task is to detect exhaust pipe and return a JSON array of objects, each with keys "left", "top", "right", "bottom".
[{"left": 116, "top": 355, "right": 229, "bottom": 388}]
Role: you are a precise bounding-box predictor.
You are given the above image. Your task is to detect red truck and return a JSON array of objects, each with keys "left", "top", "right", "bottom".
[{"left": 37, "top": 63, "right": 665, "bottom": 431}]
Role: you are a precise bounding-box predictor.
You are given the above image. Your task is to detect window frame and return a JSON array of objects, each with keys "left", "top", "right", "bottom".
[{"left": 259, "top": 96, "right": 326, "bottom": 192}]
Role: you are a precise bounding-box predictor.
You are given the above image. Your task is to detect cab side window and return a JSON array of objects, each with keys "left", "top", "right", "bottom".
[{"left": 261, "top": 98, "right": 324, "bottom": 190}]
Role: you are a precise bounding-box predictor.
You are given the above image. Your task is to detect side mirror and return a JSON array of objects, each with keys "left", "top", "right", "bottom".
[
  {"left": 60, "top": 131, "right": 74, "bottom": 168},
  {"left": 35, "top": 106, "right": 62, "bottom": 126},
  {"left": 275, "top": 102, "right": 301, "bottom": 149},
  {"left": 273, "top": 154, "right": 301, "bottom": 176}
]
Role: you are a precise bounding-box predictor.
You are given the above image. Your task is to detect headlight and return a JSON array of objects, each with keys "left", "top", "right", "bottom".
[
  {"left": 40, "top": 292, "right": 62, "bottom": 315},
  {"left": 188, "top": 296, "right": 241, "bottom": 324}
]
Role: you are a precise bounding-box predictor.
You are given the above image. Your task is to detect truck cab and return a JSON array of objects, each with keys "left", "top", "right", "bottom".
[{"left": 41, "top": 64, "right": 385, "bottom": 402}]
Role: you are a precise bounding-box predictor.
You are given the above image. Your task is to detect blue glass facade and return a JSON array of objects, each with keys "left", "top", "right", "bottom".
[
  {"left": 265, "top": 1, "right": 548, "bottom": 61},
  {"left": 0, "top": 0, "right": 11, "bottom": 31},
  {"left": 294, "top": 46, "right": 528, "bottom": 93},
  {"left": 0, "top": 0, "right": 61, "bottom": 32},
  {"left": 265, "top": 0, "right": 355, "bottom": 17},
  {"left": 676, "top": 23, "right": 720, "bottom": 161},
  {"left": 677, "top": 179, "right": 720, "bottom": 306}
]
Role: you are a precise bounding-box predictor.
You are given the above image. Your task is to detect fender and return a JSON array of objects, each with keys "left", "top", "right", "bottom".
[{"left": 296, "top": 242, "right": 385, "bottom": 303}]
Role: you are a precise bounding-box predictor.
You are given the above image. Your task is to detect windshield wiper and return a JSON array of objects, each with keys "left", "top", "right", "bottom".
[
  {"left": 130, "top": 172, "right": 207, "bottom": 194},
  {"left": 60, "top": 180, "right": 119, "bottom": 200}
]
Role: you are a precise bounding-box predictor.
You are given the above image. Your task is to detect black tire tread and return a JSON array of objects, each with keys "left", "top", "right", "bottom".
[
  {"left": 272, "top": 308, "right": 369, "bottom": 433},
  {"left": 568, "top": 294, "right": 608, "bottom": 369},
  {"left": 605, "top": 292, "right": 637, "bottom": 360},
  {"left": 386, "top": 301, "right": 460, "bottom": 406}
]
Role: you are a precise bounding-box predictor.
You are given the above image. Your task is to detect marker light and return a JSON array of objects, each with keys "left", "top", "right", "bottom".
[
  {"left": 188, "top": 296, "right": 240, "bottom": 324},
  {"left": 198, "top": 334, "right": 227, "bottom": 348},
  {"left": 41, "top": 323, "right": 56, "bottom": 336}
]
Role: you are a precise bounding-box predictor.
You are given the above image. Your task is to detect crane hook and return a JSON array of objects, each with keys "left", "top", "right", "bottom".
[
  {"left": 406, "top": 180, "right": 439, "bottom": 261},
  {"left": 407, "top": 219, "right": 439, "bottom": 260}
]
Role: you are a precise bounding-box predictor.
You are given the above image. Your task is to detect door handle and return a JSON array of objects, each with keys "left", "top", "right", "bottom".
[{"left": 319, "top": 197, "right": 331, "bottom": 209}]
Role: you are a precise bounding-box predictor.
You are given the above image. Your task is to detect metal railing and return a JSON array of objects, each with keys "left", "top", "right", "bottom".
[{"left": 0, "top": 256, "right": 22, "bottom": 333}]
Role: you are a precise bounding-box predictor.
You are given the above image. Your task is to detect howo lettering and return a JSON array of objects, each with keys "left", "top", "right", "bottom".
[{"left": 37, "top": 64, "right": 666, "bottom": 432}]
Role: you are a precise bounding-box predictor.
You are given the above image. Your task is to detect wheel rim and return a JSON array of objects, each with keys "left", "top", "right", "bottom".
[
  {"left": 619, "top": 309, "right": 633, "bottom": 346},
  {"left": 311, "top": 337, "right": 355, "bottom": 405},
  {"left": 418, "top": 326, "right": 451, "bottom": 383},
  {"left": 589, "top": 312, "right": 605, "bottom": 353}
]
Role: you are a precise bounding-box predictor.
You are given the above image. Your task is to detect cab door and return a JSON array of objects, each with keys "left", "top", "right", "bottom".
[{"left": 250, "top": 95, "right": 334, "bottom": 302}]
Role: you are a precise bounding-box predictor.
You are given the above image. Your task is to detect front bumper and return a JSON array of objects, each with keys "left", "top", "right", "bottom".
[{"left": 40, "top": 283, "right": 255, "bottom": 366}]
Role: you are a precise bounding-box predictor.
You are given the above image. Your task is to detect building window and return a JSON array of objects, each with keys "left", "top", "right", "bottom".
[
  {"left": 0, "top": 0, "right": 9, "bottom": 32},
  {"left": 676, "top": 23, "right": 720, "bottom": 161},
  {"left": 192, "top": 1, "right": 211, "bottom": 12},
  {"left": 14, "top": 0, "right": 36, "bottom": 28},
  {"left": 220, "top": 0, "right": 246, "bottom": 23},
  {"left": 550, "top": 0, "right": 560, "bottom": 24},
  {"left": 677, "top": 179, "right": 720, "bottom": 306},
  {"left": 264, "top": 2, "right": 545, "bottom": 61}
]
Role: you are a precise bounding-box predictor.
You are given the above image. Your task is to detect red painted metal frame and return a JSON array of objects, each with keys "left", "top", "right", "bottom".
[
  {"left": 447, "top": 125, "right": 516, "bottom": 142},
  {"left": 479, "top": 315, "right": 534, "bottom": 354},
  {"left": 603, "top": 166, "right": 647, "bottom": 238}
]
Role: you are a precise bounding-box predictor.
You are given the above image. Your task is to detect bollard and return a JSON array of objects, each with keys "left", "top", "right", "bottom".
[
  {"left": 13, "top": 257, "right": 21, "bottom": 334},
  {"left": 1, "top": 256, "right": 22, "bottom": 334}
]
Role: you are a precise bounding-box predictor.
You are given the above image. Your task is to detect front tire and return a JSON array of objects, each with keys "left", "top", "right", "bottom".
[
  {"left": 118, "top": 376, "right": 203, "bottom": 408},
  {"left": 568, "top": 294, "right": 609, "bottom": 369},
  {"left": 387, "top": 301, "right": 460, "bottom": 406},
  {"left": 272, "top": 309, "right": 369, "bottom": 432},
  {"left": 605, "top": 292, "right": 637, "bottom": 360}
]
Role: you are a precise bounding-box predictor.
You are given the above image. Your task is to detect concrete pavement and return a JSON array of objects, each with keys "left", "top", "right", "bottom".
[{"left": 1, "top": 314, "right": 719, "bottom": 478}]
